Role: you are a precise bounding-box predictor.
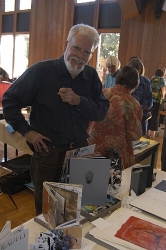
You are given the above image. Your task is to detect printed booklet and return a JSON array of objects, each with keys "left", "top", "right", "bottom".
[{"left": 42, "top": 182, "right": 83, "bottom": 229}]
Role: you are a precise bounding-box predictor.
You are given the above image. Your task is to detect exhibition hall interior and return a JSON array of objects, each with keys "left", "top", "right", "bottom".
[{"left": 0, "top": 0, "right": 166, "bottom": 249}]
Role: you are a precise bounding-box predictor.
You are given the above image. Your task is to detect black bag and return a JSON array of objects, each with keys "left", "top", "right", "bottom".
[{"left": 0, "top": 154, "right": 32, "bottom": 194}]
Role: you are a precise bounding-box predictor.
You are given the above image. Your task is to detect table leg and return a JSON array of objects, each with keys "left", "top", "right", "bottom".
[{"left": 4, "top": 143, "right": 7, "bottom": 161}]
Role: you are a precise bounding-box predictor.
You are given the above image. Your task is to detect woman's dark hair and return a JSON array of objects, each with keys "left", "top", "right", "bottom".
[
  {"left": 116, "top": 65, "right": 139, "bottom": 90},
  {"left": 128, "top": 58, "right": 144, "bottom": 75},
  {"left": 155, "top": 68, "right": 165, "bottom": 77}
]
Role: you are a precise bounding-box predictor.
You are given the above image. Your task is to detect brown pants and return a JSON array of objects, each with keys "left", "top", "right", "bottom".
[
  {"left": 30, "top": 142, "right": 87, "bottom": 215},
  {"left": 30, "top": 147, "right": 67, "bottom": 215}
]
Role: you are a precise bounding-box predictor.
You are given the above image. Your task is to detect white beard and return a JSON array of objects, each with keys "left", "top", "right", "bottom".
[{"left": 64, "top": 54, "right": 86, "bottom": 76}]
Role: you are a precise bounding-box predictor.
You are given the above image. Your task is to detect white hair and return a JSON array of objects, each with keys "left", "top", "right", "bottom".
[
  {"left": 67, "top": 24, "right": 99, "bottom": 49},
  {"left": 106, "top": 56, "right": 121, "bottom": 69}
]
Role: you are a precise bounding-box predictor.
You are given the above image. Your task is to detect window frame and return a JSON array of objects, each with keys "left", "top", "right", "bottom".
[{"left": 0, "top": 0, "right": 31, "bottom": 78}]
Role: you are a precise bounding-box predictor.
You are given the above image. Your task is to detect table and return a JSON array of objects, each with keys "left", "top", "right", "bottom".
[
  {"left": 20, "top": 167, "right": 166, "bottom": 250},
  {"left": 0, "top": 119, "right": 33, "bottom": 160},
  {"left": 134, "top": 137, "right": 160, "bottom": 169},
  {"left": 0, "top": 119, "right": 160, "bottom": 167}
]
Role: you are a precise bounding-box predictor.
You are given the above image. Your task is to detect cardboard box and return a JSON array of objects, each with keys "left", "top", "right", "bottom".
[{"left": 81, "top": 199, "right": 121, "bottom": 222}]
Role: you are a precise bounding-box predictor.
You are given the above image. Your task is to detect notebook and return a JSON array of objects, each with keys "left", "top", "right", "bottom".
[{"left": 68, "top": 158, "right": 110, "bottom": 206}]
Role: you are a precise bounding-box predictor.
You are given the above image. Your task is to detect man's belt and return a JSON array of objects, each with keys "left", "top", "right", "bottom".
[{"left": 53, "top": 140, "right": 88, "bottom": 149}]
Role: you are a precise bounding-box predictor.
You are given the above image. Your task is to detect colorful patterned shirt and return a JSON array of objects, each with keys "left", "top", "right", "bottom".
[
  {"left": 150, "top": 76, "right": 165, "bottom": 103},
  {"left": 88, "top": 85, "right": 143, "bottom": 169}
]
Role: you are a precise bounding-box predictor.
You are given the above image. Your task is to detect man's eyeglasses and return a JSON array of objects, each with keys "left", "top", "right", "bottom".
[{"left": 68, "top": 41, "right": 93, "bottom": 57}]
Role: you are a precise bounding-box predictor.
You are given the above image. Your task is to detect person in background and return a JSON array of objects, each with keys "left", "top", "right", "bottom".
[
  {"left": 2, "top": 24, "right": 109, "bottom": 215},
  {"left": 128, "top": 58, "right": 153, "bottom": 136},
  {"left": 103, "top": 55, "right": 121, "bottom": 88},
  {"left": 146, "top": 68, "right": 166, "bottom": 140},
  {"left": 88, "top": 65, "right": 142, "bottom": 169},
  {"left": 0, "top": 67, "right": 10, "bottom": 82}
]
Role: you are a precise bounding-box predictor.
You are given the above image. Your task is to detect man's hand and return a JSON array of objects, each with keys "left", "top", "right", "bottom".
[
  {"left": 24, "top": 130, "right": 51, "bottom": 153},
  {"left": 58, "top": 88, "right": 80, "bottom": 105}
]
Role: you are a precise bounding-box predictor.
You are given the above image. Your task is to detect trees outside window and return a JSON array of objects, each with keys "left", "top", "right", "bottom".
[{"left": 97, "top": 33, "right": 120, "bottom": 84}]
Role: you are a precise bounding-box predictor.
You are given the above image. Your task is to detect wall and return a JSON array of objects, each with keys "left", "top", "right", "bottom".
[
  {"left": 118, "top": 0, "right": 166, "bottom": 79},
  {"left": 28, "top": 0, "right": 166, "bottom": 79},
  {"left": 29, "top": 0, "right": 74, "bottom": 65}
]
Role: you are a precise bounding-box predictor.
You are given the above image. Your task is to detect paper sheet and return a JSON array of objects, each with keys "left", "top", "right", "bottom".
[
  {"left": 130, "top": 180, "right": 166, "bottom": 220},
  {"left": 88, "top": 208, "right": 166, "bottom": 250}
]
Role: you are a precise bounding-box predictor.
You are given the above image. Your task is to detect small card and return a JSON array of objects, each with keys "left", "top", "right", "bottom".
[{"left": 91, "top": 218, "right": 111, "bottom": 230}]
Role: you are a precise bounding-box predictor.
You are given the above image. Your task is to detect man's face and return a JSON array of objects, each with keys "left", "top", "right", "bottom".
[
  {"left": 64, "top": 34, "right": 95, "bottom": 76},
  {"left": 107, "top": 65, "right": 117, "bottom": 75}
]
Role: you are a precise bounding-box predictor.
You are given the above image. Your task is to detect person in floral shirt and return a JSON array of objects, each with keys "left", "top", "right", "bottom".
[
  {"left": 88, "top": 65, "right": 143, "bottom": 169},
  {"left": 146, "top": 68, "right": 166, "bottom": 140}
]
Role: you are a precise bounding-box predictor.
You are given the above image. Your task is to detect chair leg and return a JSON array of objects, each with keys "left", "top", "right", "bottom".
[{"left": 1, "top": 182, "right": 18, "bottom": 209}]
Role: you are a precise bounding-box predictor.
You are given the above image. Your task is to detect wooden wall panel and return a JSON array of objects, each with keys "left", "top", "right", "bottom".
[
  {"left": 118, "top": 0, "right": 139, "bottom": 20},
  {"left": 29, "top": 0, "right": 74, "bottom": 66},
  {"left": 118, "top": 0, "right": 166, "bottom": 79}
]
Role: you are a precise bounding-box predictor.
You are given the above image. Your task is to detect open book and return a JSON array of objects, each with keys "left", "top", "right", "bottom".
[{"left": 42, "top": 182, "right": 83, "bottom": 229}]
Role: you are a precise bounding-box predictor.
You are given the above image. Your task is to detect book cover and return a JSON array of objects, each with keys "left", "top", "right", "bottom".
[
  {"left": 30, "top": 225, "right": 82, "bottom": 250},
  {"left": 0, "top": 222, "right": 29, "bottom": 250},
  {"left": 42, "top": 182, "right": 83, "bottom": 229},
  {"left": 115, "top": 216, "right": 166, "bottom": 250},
  {"left": 61, "top": 144, "right": 96, "bottom": 182}
]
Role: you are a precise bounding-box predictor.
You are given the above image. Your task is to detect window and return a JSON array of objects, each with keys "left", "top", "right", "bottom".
[
  {"left": 0, "top": 35, "right": 13, "bottom": 78},
  {"left": 0, "top": 0, "right": 31, "bottom": 79},
  {"left": 4, "top": 0, "right": 15, "bottom": 12},
  {"left": 14, "top": 35, "right": 29, "bottom": 77},
  {"left": 19, "top": 0, "right": 32, "bottom": 10},
  {"left": 76, "top": 0, "right": 95, "bottom": 3},
  {"left": 97, "top": 33, "right": 120, "bottom": 84}
]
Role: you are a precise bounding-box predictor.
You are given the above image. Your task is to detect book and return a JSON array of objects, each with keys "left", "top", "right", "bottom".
[
  {"left": 0, "top": 221, "right": 29, "bottom": 250},
  {"left": 42, "top": 182, "right": 83, "bottom": 229},
  {"left": 24, "top": 181, "right": 34, "bottom": 192},
  {"left": 34, "top": 213, "right": 87, "bottom": 230},
  {"left": 130, "top": 178, "right": 166, "bottom": 220},
  {"left": 60, "top": 144, "right": 96, "bottom": 182},
  {"left": 30, "top": 225, "right": 82, "bottom": 250},
  {"left": 68, "top": 158, "right": 110, "bottom": 206}
]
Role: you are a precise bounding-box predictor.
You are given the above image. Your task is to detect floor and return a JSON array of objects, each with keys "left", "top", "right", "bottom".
[{"left": 0, "top": 142, "right": 36, "bottom": 229}]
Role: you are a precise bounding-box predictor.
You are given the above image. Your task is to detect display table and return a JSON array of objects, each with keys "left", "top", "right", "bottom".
[
  {"left": 0, "top": 119, "right": 160, "bottom": 167},
  {"left": 19, "top": 167, "right": 166, "bottom": 250},
  {"left": 0, "top": 119, "right": 32, "bottom": 160},
  {"left": 134, "top": 137, "right": 160, "bottom": 169}
]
